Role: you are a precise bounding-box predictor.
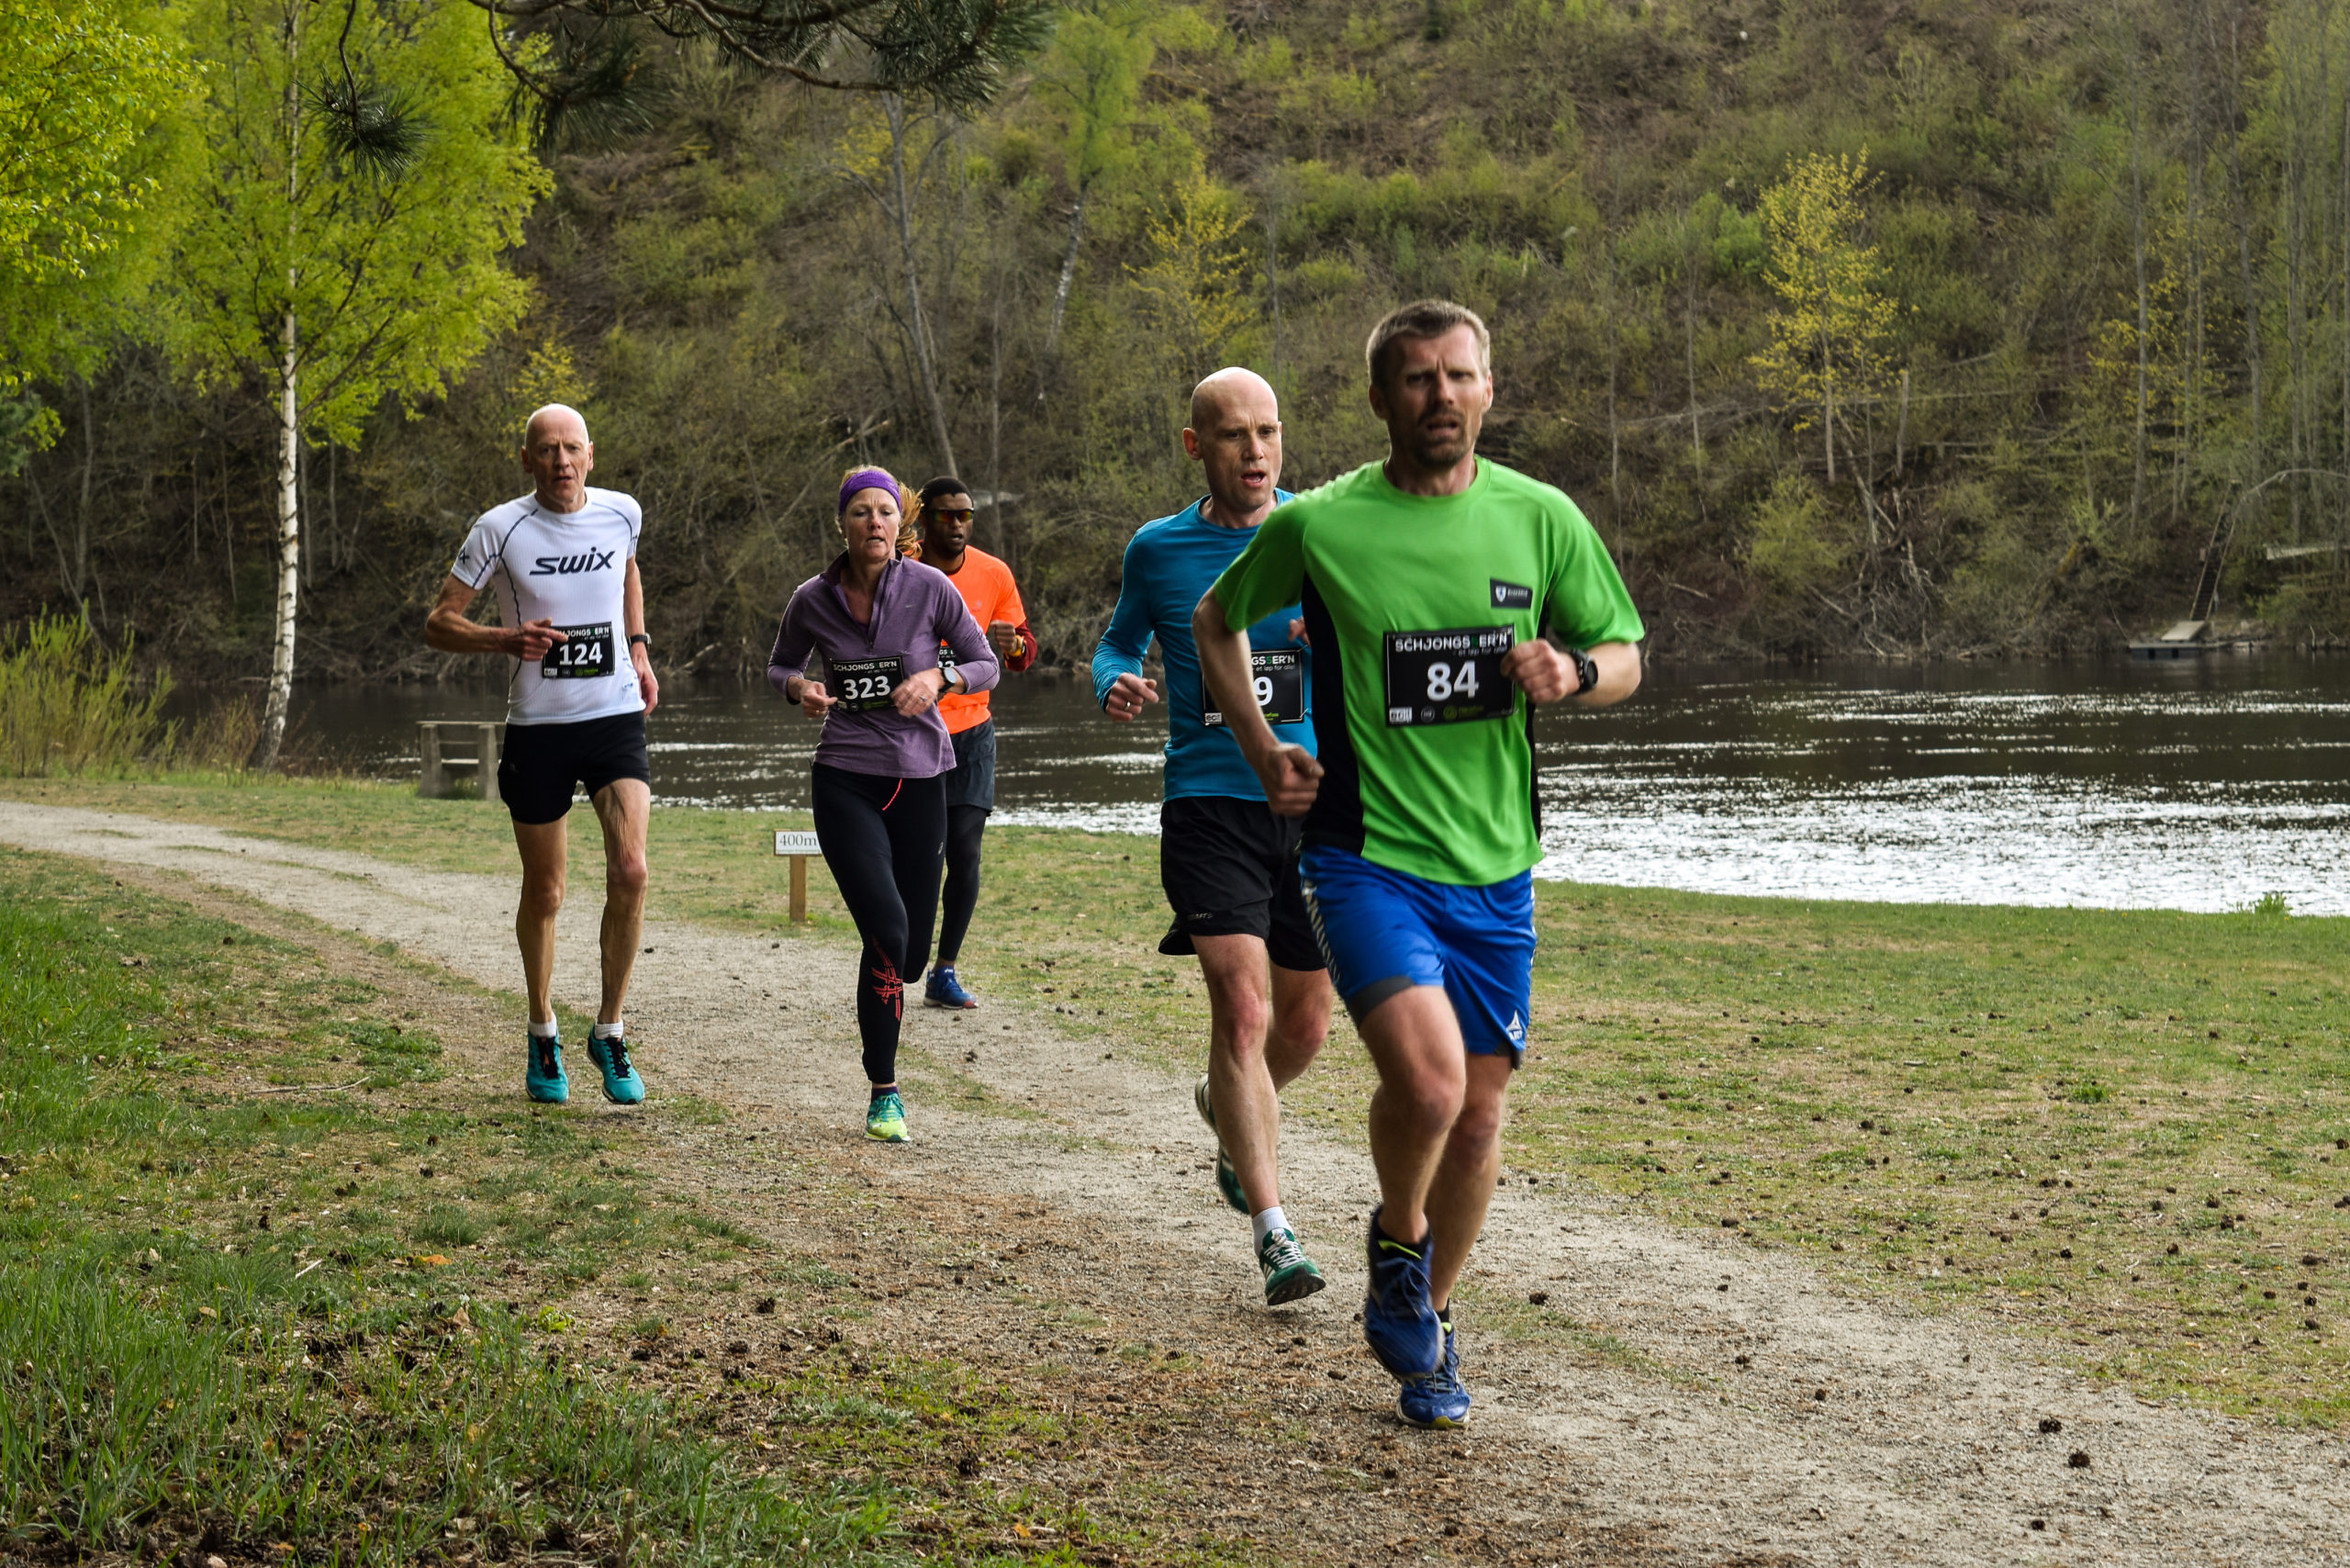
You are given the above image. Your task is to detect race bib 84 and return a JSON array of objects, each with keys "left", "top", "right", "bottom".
[{"left": 1382, "top": 626, "right": 1515, "bottom": 726}]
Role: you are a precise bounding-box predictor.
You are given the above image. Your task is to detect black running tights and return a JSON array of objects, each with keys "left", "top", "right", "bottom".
[
  {"left": 811, "top": 764, "right": 946, "bottom": 1086},
  {"left": 934, "top": 804, "right": 989, "bottom": 966}
]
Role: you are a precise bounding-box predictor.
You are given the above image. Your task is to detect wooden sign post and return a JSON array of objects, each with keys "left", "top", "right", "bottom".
[{"left": 774, "top": 830, "right": 821, "bottom": 923}]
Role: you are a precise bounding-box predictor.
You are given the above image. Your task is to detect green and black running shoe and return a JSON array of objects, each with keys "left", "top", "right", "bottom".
[
  {"left": 1258, "top": 1226, "right": 1326, "bottom": 1305},
  {"left": 1193, "top": 1073, "right": 1249, "bottom": 1215}
]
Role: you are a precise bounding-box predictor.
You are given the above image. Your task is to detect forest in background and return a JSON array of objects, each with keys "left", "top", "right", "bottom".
[{"left": 10, "top": 0, "right": 2350, "bottom": 683}]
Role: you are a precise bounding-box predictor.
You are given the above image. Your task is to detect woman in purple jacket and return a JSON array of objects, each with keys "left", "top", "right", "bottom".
[{"left": 770, "top": 468, "right": 1000, "bottom": 1142}]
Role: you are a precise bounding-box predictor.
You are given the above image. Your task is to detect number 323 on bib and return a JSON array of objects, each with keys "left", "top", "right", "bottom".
[{"left": 1383, "top": 626, "right": 1516, "bottom": 726}]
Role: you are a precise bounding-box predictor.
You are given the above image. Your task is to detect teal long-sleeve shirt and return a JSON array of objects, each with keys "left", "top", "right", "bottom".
[{"left": 1091, "top": 496, "right": 1315, "bottom": 801}]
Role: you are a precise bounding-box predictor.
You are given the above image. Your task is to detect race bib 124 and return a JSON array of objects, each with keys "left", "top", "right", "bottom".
[{"left": 540, "top": 622, "right": 616, "bottom": 678}]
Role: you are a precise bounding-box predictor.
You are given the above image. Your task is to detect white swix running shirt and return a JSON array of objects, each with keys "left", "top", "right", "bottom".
[{"left": 452, "top": 487, "right": 644, "bottom": 726}]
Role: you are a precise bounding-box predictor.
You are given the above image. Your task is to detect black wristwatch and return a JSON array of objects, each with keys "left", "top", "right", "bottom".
[
  {"left": 1568, "top": 646, "right": 1598, "bottom": 696},
  {"left": 627, "top": 633, "right": 650, "bottom": 649}
]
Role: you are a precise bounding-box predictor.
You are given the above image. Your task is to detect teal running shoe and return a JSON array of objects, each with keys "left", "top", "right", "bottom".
[
  {"left": 866, "top": 1090, "right": 909, "bottom": 1143},
  {"left": 1258, "top": 1226, "right": 1326, "bottom": 1305},
  {"left": 1193, "top": 1074, "right": 1249, "bottom": 1215},
  {"left": 1361, "top": 1204, "right": 1442, "bottom": 1378},
  {"left": 525, "top": 1034, "right": 568, "bottom": 1104},
  {"left": 1397, "top": 1311, "right": 1472, "bottom": 1428},
  {"left": 586, "top": 1032, "right": 644, "bottom": 1105}
]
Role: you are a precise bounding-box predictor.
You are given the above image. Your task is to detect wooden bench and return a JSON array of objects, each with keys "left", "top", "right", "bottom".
[{"left": 417, "top": 721, "right": 505, "bottom": 801}]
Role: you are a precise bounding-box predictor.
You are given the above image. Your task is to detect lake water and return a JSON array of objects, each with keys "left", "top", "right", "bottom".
[{"left": 285, "top": 654, "right": 2350, "bottom": 915}]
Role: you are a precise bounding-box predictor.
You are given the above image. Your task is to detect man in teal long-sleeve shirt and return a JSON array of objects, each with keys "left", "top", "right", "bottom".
[{"left": 1092, "top": 367, "right": 1335, "bottom": 1308}]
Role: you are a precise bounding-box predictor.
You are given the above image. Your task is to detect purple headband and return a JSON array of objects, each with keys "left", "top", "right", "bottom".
[{"left": 837, "top": 468, "right": 902, "bottom": 515}]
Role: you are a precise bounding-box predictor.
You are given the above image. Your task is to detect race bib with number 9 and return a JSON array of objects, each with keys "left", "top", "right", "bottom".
[
  {"left": 828, "top": 655, "right": 906, "bottom": 712},
  {"left": 1203, "top": 648, "right": 1304, "bottom": 728},
  {"left": 540, "top": 622, "right": 616, "bottom": 678},
  {"left": 1382, "top": 626, "right": 1515, "bottom": 726}
]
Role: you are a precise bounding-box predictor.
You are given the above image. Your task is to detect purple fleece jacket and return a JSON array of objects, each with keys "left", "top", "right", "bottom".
[{"left": 767, "top": 553, "right": 1000, "bottom": 778}]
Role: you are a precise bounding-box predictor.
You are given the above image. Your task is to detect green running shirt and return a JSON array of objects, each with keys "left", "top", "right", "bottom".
[{"left": 1212, "top": 459, "right": 1645, "bottom": 886}]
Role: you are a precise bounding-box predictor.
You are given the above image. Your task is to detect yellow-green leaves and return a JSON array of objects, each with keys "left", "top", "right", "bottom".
[
  {"left": 0, "top": 0, "right": 188, "bottom": 289},
  {"left": 1125, "top": 168, "right": 1255, "bottom": 382},
  {"left": 1750, "top": 151, "right": 1900, "bottom": 484}
]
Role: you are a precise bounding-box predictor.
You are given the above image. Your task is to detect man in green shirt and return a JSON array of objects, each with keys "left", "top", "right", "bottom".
[{"left": 1192, "top": 299, "right": 1644, "bottom": 1428}]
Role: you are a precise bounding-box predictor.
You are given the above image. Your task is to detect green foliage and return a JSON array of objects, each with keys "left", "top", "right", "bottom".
[
  {"left": 0, "top": 611, "right": 172, "bottom": 777},
  {"left": 159, "top": 0, "right": 547, "bottom": 447},
  {"left": 1751, "top": 151, "right": 1900, "bottom": 476},
  {"left": 0, "top": 0, "right": 190, "bottom": 298},
  {"left": 1125, "top": 168, "right": 1257, "bottom": 381}
]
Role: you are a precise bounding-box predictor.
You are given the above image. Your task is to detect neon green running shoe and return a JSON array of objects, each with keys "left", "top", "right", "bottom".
[
  {"left": 865, "top": 1090, "right": 909, "bottom": 1143},
  {"left": 1193, "top": 1074, "right": 1249, "bottom": 1215},
  {"left": 1258, "top": 1226, "right": 1326, "bottom": 1306}
]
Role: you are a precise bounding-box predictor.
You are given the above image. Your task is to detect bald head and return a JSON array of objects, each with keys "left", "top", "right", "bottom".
[
  {"left": 1182, "top": 367, "right": 1283, "bottom": 527},
  {"left": 520, "top": 403, "right": 595, "bottom": 513},
  {"left": 1189, "top": 367, "right": 1277, "bottom": 434},
  {"left": 523, "top": 403, "right": 590, "bottom": 447}
]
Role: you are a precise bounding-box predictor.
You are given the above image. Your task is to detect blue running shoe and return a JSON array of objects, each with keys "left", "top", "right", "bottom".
[
  {"left": 586, "top": 1032, "right": 645, "bottom": 1105},
  {"left": 1361, "top": 1205, "right": 1442, "bottom": 1378},
  {"left": 924, "top": 966, "right": 978, "bottom": 1008},
  {"left": 1398, "top": 1312, "right": 1472, "bottom": 1428},
  {"left": 525, "top": 1033, "right": 568, "bottom": 1104}
]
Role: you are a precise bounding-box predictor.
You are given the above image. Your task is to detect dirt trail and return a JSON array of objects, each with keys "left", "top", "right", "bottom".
[{"left": 6, "top": 802, "right": 2344, "bottom": 1565}]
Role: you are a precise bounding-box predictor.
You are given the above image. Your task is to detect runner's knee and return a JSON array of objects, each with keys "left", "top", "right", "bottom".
[{"left": 607, "top": 849, "right": 648, "bottom": 900}]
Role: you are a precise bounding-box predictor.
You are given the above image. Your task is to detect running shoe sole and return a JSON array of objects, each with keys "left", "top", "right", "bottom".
[{"left": 1264, "top": 1258, "right": 1327, "bottom": 1305}]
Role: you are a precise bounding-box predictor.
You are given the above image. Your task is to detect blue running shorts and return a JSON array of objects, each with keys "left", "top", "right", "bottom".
[{"left": 1298, "top": 844, "right": 1536, "bottom": 1065}]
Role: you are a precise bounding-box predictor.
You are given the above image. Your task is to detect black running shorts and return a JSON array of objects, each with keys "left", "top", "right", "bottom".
[
  {"left": 1158, "top": 795, "right": 1325, "bottom": 972},
  {"left": 498, "top": 711, "right": 651, "bottom": 825}
]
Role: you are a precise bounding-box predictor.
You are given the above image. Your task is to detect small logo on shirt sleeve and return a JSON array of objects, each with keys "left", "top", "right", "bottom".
[{"left": 1490, "top": 579, "right": 1534, "bottom": 610}]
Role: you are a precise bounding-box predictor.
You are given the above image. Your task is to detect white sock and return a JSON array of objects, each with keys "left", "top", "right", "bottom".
[
  {"left": 1251, "top": 1205, "right": 1290, "bottom": 1248},
  {"left": 528, "top": 1017, "right": 558, "bottom": 1039},
  {"left": 591, "top": 1019, "right": 623, "bottom": 1041}
]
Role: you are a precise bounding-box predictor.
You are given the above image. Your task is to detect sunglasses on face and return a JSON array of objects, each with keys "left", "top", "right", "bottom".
[{"left": 930, "top": 508, "right": 975, "bottom": 523}]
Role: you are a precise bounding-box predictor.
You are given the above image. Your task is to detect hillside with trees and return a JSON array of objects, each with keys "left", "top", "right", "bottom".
[{"left": 7, "top": 0, "right": 2348, "bottom": 688}]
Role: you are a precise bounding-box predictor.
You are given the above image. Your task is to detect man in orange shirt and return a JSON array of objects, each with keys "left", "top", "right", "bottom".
[{"left": 912, "top": 476, "right": 1037, "bottom": 1006}]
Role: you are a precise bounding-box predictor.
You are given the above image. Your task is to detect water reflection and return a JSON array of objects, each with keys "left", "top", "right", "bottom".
[{"left": 282, "top": 655, "right": 2350, "bottom": 913}]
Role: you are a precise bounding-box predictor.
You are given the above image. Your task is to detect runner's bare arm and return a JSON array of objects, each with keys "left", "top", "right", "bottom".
[
  {"left": 423, "top": 574, "right": 565, "bottom": 660},
  {"left": 1192, "top": 587, "right": 1322, "bottom": 815},
  {"left": 624, "top": 558, "right": 659, "bottom": 716},
  {"left": 1501, "top": 638, "right": 1639, "bottom": 708}
]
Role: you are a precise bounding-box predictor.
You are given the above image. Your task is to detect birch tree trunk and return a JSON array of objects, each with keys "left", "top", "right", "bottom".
[
  {"left": 255, "top": 314, "right": 299, "bottom": 771},
  {"left": 1043, "top": 187, "right": 1085, "bottom": 366},
  {"left": 254, "top": 2, "right": 301, "bottom": 771}
]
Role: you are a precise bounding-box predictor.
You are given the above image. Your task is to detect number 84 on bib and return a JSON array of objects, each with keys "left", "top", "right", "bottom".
[{"left": 1383, "top": 626, "right": 1516, "bottom": 726}]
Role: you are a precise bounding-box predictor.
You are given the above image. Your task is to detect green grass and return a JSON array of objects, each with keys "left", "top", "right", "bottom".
[
  {"left": 0, "top": 851, "right": 903, "bottom": 1564},
  {"left": 11, "top": 775, "right": 2350, "bottom": 1426}
]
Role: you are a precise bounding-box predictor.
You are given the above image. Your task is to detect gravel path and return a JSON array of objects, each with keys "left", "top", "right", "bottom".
[{"left": 6, "top": 801, "right": 2344, "bottom": 1564}]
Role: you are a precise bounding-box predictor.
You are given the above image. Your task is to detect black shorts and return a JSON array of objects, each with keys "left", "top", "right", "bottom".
[
  {"left": 498, "top": 711, "right": 651, "bottom": 825},
  {"left": 1158, "top": 795, "right": 1324, "bottom": 972},
  {"left": 945, "top": 719, "right": 996, "bottom": 812}
]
